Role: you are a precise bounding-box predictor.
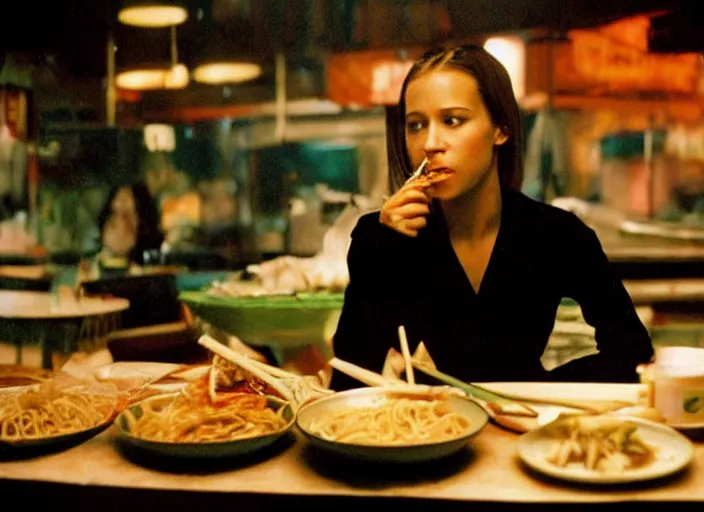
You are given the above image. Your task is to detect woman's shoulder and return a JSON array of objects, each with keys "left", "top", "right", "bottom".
[{"left": 505, "top": 189, "right": 591, "bottom": 235}]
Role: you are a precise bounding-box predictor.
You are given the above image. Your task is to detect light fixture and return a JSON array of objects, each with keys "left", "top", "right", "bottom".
[
  {"left": 118, "top": 0, "right": 188, "bottom": 28},
  {"left": 116, "top": 64, "right": 189, "bottom": 90},
  {"left": 190, "top": 22, "right": 263, "bottom": 85},
  {"left": 483, "top": 35, "right": 526, "bottom": 100},
  {"left": 192, "top": 62, "right": 262, "bottom": 85},
  {"left": 144, "top": 124, "right": 176, "bottom": 152},
  {"left": 115, "top": 26, "right": 189, "bottom": 90}
]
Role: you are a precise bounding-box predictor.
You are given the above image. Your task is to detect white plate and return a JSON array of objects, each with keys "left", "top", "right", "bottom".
[
  {"left": 668, "top": 420, "right": 704, "bottom": 431},
  {"left": 517, "top": 416, "right": 694, "bottom": 484},
  {"left": 480, "top": 382, "right": 646, "bottom": 404}
]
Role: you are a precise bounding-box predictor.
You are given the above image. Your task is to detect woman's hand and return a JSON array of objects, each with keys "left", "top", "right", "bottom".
[{"left": 379, "top": 182, "right": 431, "bottom": 237}]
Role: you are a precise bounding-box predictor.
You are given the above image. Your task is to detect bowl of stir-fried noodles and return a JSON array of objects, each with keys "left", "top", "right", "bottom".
[{"left": 116, "top": 390, "right": 295, "bottom": 459}]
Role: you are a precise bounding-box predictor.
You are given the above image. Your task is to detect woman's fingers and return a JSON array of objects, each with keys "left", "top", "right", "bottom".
[
  {"left": 393, "top": 202, "right": 430, "bottom": 219},
  {"left": 391, "top": 216, "right": 427, "bottom": 237},
  {"left": 380, "top": 186, "right": 431, "bottom": 236},
  {"left": 386, "top": 186, "right": 430, "bottom": 208}
]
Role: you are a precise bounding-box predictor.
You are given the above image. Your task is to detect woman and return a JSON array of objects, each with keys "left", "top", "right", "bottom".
[
  {"left": 330, "top": 45, "right": 653, "bottom": 390},
  {"left": 97, "top": 183, "right": 164, "bottom": 265}
]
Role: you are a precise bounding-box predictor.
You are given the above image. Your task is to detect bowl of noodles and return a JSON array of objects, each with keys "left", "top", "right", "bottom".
[
  {"left": 0, "top": 383, "right": 120, "bottom": 453},
  {"left": 116, "top": 391, "right": 295, "bottom": 459},
  {"left": 296, "top": 387, "right": 489, "bottom": 463}
]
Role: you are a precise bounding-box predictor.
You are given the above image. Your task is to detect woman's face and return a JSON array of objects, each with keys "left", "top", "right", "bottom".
[
  {"left": 404, "top": 68, "right": 507, "bottom": 200},
  {"left": 112, "top": 187, "right": 136, "bottom": 217}
]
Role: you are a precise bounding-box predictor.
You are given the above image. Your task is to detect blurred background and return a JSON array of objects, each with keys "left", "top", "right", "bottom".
[{"left": 1, "top": 0, "right": 704, "bottom": 368}]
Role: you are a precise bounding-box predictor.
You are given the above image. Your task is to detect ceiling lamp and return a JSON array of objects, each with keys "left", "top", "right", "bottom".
[
  {"left": 116, "top": 64, "right": 189, "bottom": 90},
  {"left": 115, "top": 25, "right": 189, "bottom": 90},
  {"left": 192, "top": 62, "right": 262, "bottom": 85},
  {"left": 190, "top": 22, "right": 262, "bottom": 85},
  {"left": 118, "top": 0, "right": 188, "bottom": 28}
]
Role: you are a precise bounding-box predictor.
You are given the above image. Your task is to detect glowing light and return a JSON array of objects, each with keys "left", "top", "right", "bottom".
[{"left": 484, "top": 36, "right": 526, "bottom": 100}]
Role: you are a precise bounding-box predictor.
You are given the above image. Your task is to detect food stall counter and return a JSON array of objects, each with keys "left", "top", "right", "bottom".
[{"left": 0, "top": 388, "right": 702, "bottom": 510}]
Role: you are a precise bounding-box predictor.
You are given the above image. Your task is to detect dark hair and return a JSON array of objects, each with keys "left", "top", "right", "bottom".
[
  {"left": 97, "top": 183, "right": 163, "bottom": 261},
  {"left": 387, "top": 44, "right": 524, "bottom": 191}
]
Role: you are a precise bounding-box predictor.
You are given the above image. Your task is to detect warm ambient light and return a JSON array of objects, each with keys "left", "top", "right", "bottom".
[
  {"left": 144, "top": 124, "right": 176, "bottom": 152},
  {"left": 118, "top": 5, "right": 188, "bottom": 28},
  {"left": 116, "top": 64, "right": 189, "bottom": 90},
  {"left": 483, "top": 36, "right": 526, "bottom": 100},
  {"left": 192, "top": 62, "right": 262, "bottom": 85}
]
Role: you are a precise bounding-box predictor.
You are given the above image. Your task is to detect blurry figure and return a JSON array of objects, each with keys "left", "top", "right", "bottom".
[{"left": 97, "top": 183, "right": 164, "bottom": 264}]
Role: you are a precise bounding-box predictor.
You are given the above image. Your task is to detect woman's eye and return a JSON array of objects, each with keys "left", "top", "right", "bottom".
[
  {"left": 406, "top": 120, "right": 424, "bottom": 133},
  {"left": 444, "top": 116, "right": 464, "bottom": 127}
]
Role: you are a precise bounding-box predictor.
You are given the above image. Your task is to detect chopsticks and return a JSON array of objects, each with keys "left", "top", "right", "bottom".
[
  {"left": 404, "top": 157, "right": 429, "bottom": 185},
  {"left": 411, "top": 362, "right": 538, "bottom": 417},
  {"left": 398, "top": 326, "right": 415, "bottom": 385},
  {"left": 408, "top": 343, "right": 615, "bottom": 415},
  {"left": 329, "top": 356, "right": 464, "bottom": 398},
  {"left": 198, "top": 335, "right": 335, "bottom": 408},
  {"left": 198, "top": 335, "right": 294, "bottom": 401},
  {"left": 328, "top": 357, "right": 401, "bottom": 388}
]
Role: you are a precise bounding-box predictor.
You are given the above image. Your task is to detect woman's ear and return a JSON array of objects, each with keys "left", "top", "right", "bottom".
[{"left": 494, "top": 126, "right": 509, "bottom": 146}]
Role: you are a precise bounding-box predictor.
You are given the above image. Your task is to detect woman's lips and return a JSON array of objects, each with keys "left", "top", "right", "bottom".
[{"left": 418, "top": 167, "right": 453, "bottom": 186}]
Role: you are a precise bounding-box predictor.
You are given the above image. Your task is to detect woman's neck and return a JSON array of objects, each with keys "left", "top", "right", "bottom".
[{"left": 440, "top": 169, "right": 502, "bottom": 241}]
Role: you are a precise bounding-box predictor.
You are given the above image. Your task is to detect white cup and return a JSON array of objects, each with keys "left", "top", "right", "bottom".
[{"left": 650, "top": 347, "right": 704, "bottom": 426}]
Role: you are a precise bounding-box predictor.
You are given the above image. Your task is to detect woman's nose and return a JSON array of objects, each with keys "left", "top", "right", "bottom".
[{"left": 423, "top": 123, "right": 445, "bottom": 154}]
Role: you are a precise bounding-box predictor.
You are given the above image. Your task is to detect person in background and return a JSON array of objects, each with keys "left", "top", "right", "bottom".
[
  {"left": 97, "top": 183, "right": 164, "bottom": 265},
  {"left": 330, "top": 44, "right": 653, "bottom": 391}
]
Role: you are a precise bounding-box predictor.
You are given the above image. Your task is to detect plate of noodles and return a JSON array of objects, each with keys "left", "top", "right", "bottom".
[
  {"left": 296, "top": 387, "right": 489, "bottom": 463},
  {"left": 116, "top": 391, "right": 295, "bottom": 459},
  {"left": 0, "top": 383, "right": 120, "bottom": 452},
  {"left": 517, "top": 415, "right": 694, "bottom": 484}
]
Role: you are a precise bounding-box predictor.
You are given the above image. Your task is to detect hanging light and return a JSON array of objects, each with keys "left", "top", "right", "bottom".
[
  {"left": 190, "top": 22, "right": 263, "bottom": 85},
  {"left": 118, "top": 0, "right": 188, "bottom": 28},
  {"left": 116, "top": 26, "right": 189, "bottom": 90},
  {"left": 192, "top": 62, "right": 262, "bottom": 85},
  {"left": 116, "top": 64, "right": 189, "bottom": 90}
]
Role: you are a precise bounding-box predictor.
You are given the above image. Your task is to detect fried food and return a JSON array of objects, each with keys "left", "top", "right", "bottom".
[
  {"left": 413, "top": 168, "right": 453, "bottom": 187},
  {"left": 544, "top": 416, "right": 655, "bottom": 473}
]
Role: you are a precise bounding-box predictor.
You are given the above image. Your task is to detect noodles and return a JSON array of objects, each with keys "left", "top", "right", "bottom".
[
  {"left": 304, "top": 396, "right": 473, "bottom": 446},
  {"left": 122, "top": 385, "right": 289, "bottom": 443},
  {"left": 0, "top": 385, "right": 116, "bottom": 441}
]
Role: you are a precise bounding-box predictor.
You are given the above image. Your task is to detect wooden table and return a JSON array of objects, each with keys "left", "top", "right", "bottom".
[
  {"left": 0, "top": 291, "right": 129, "bottom": 368},
  {"left": 0, "top": 384, "right": 701, "bottom": 510}
]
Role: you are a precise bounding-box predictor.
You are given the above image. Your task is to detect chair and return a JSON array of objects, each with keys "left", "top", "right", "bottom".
[
  {"left": 82, "top": 274, "right": 181, "bottom": 329},
  {"left": 0, "top": 275, "right": 52, "bottom": 365}
]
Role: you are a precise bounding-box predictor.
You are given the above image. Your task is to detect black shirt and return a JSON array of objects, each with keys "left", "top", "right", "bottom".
[{"left": 330, "top": 188, "right": 653, "bottom": 391}]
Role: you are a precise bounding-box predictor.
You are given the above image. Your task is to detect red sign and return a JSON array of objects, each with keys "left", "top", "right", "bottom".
[
  {"left": 570, "top": 28, "right": 700, "bottom": 94},
  {"left": 326, "top": 49, "right": 424, "bottom": 106}
]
